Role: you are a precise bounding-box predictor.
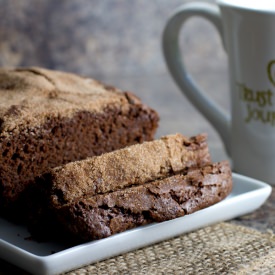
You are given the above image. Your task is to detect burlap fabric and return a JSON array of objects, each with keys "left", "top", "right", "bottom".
[{"left": 67, "top": 222, "right": 275, "bottom": 275}]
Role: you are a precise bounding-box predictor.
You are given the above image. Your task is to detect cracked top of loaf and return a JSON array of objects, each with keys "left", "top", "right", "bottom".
[{"left": 0, "top": 67, "right": 143, "bottom": 136}]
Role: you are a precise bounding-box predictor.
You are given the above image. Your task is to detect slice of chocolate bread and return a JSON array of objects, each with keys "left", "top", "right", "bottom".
[
  {"left": 52, "top": 161, "right": 233, "bottom": 242},
  {"left": 0, "top": 67, "right": 159, "bottom": 216},
  {"left": 39, "top": 133, "right": 211, "bottom": 209}
]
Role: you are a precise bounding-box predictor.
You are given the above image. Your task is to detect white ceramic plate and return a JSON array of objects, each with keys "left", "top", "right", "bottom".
[{"left": 0, "top": 173, "right": 272, "bottom": 275}]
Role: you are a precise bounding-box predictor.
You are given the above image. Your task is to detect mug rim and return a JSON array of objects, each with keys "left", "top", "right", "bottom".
[{"left": 218, "top": 0, "right": 275, "bottom": 14}]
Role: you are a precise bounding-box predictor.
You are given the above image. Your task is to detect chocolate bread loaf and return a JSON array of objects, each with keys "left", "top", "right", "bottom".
[
  {"left": 52, "top": 161, "right": 232, "bottom": 242},
  {"left": 0, "top": 67, "right": 159, "bottom": 215}
]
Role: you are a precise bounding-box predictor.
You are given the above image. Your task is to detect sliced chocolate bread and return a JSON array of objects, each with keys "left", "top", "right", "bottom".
[
  {"left": 28, "top": 133, "right": 222, "bottom": 242},
  {"left": 38, "top": 133, "right": 211, "bottom": 209}
]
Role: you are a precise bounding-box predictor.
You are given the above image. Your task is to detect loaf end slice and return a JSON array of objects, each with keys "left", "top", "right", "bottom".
[{"left": 55, "top": 161, "right": 232, "bottom": 242}]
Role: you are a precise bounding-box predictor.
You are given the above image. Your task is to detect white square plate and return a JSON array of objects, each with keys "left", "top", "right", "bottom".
[{"left": 0, "top": 173, "right": 272, "bottom": 275}]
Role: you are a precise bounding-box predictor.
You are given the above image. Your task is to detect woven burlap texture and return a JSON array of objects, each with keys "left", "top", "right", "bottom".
[{"left": 66, "top": 222, "right": 275, "bottom": 275}]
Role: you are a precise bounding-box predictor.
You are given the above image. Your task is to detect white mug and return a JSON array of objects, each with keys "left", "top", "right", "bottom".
[{"left": 163, "top": 0, "right": 275, "bottom": 184}]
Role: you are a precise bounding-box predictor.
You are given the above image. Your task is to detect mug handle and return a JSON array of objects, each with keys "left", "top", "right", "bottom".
[{"left": 162, "top": 1, "right": 231, "bottom": 156}]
